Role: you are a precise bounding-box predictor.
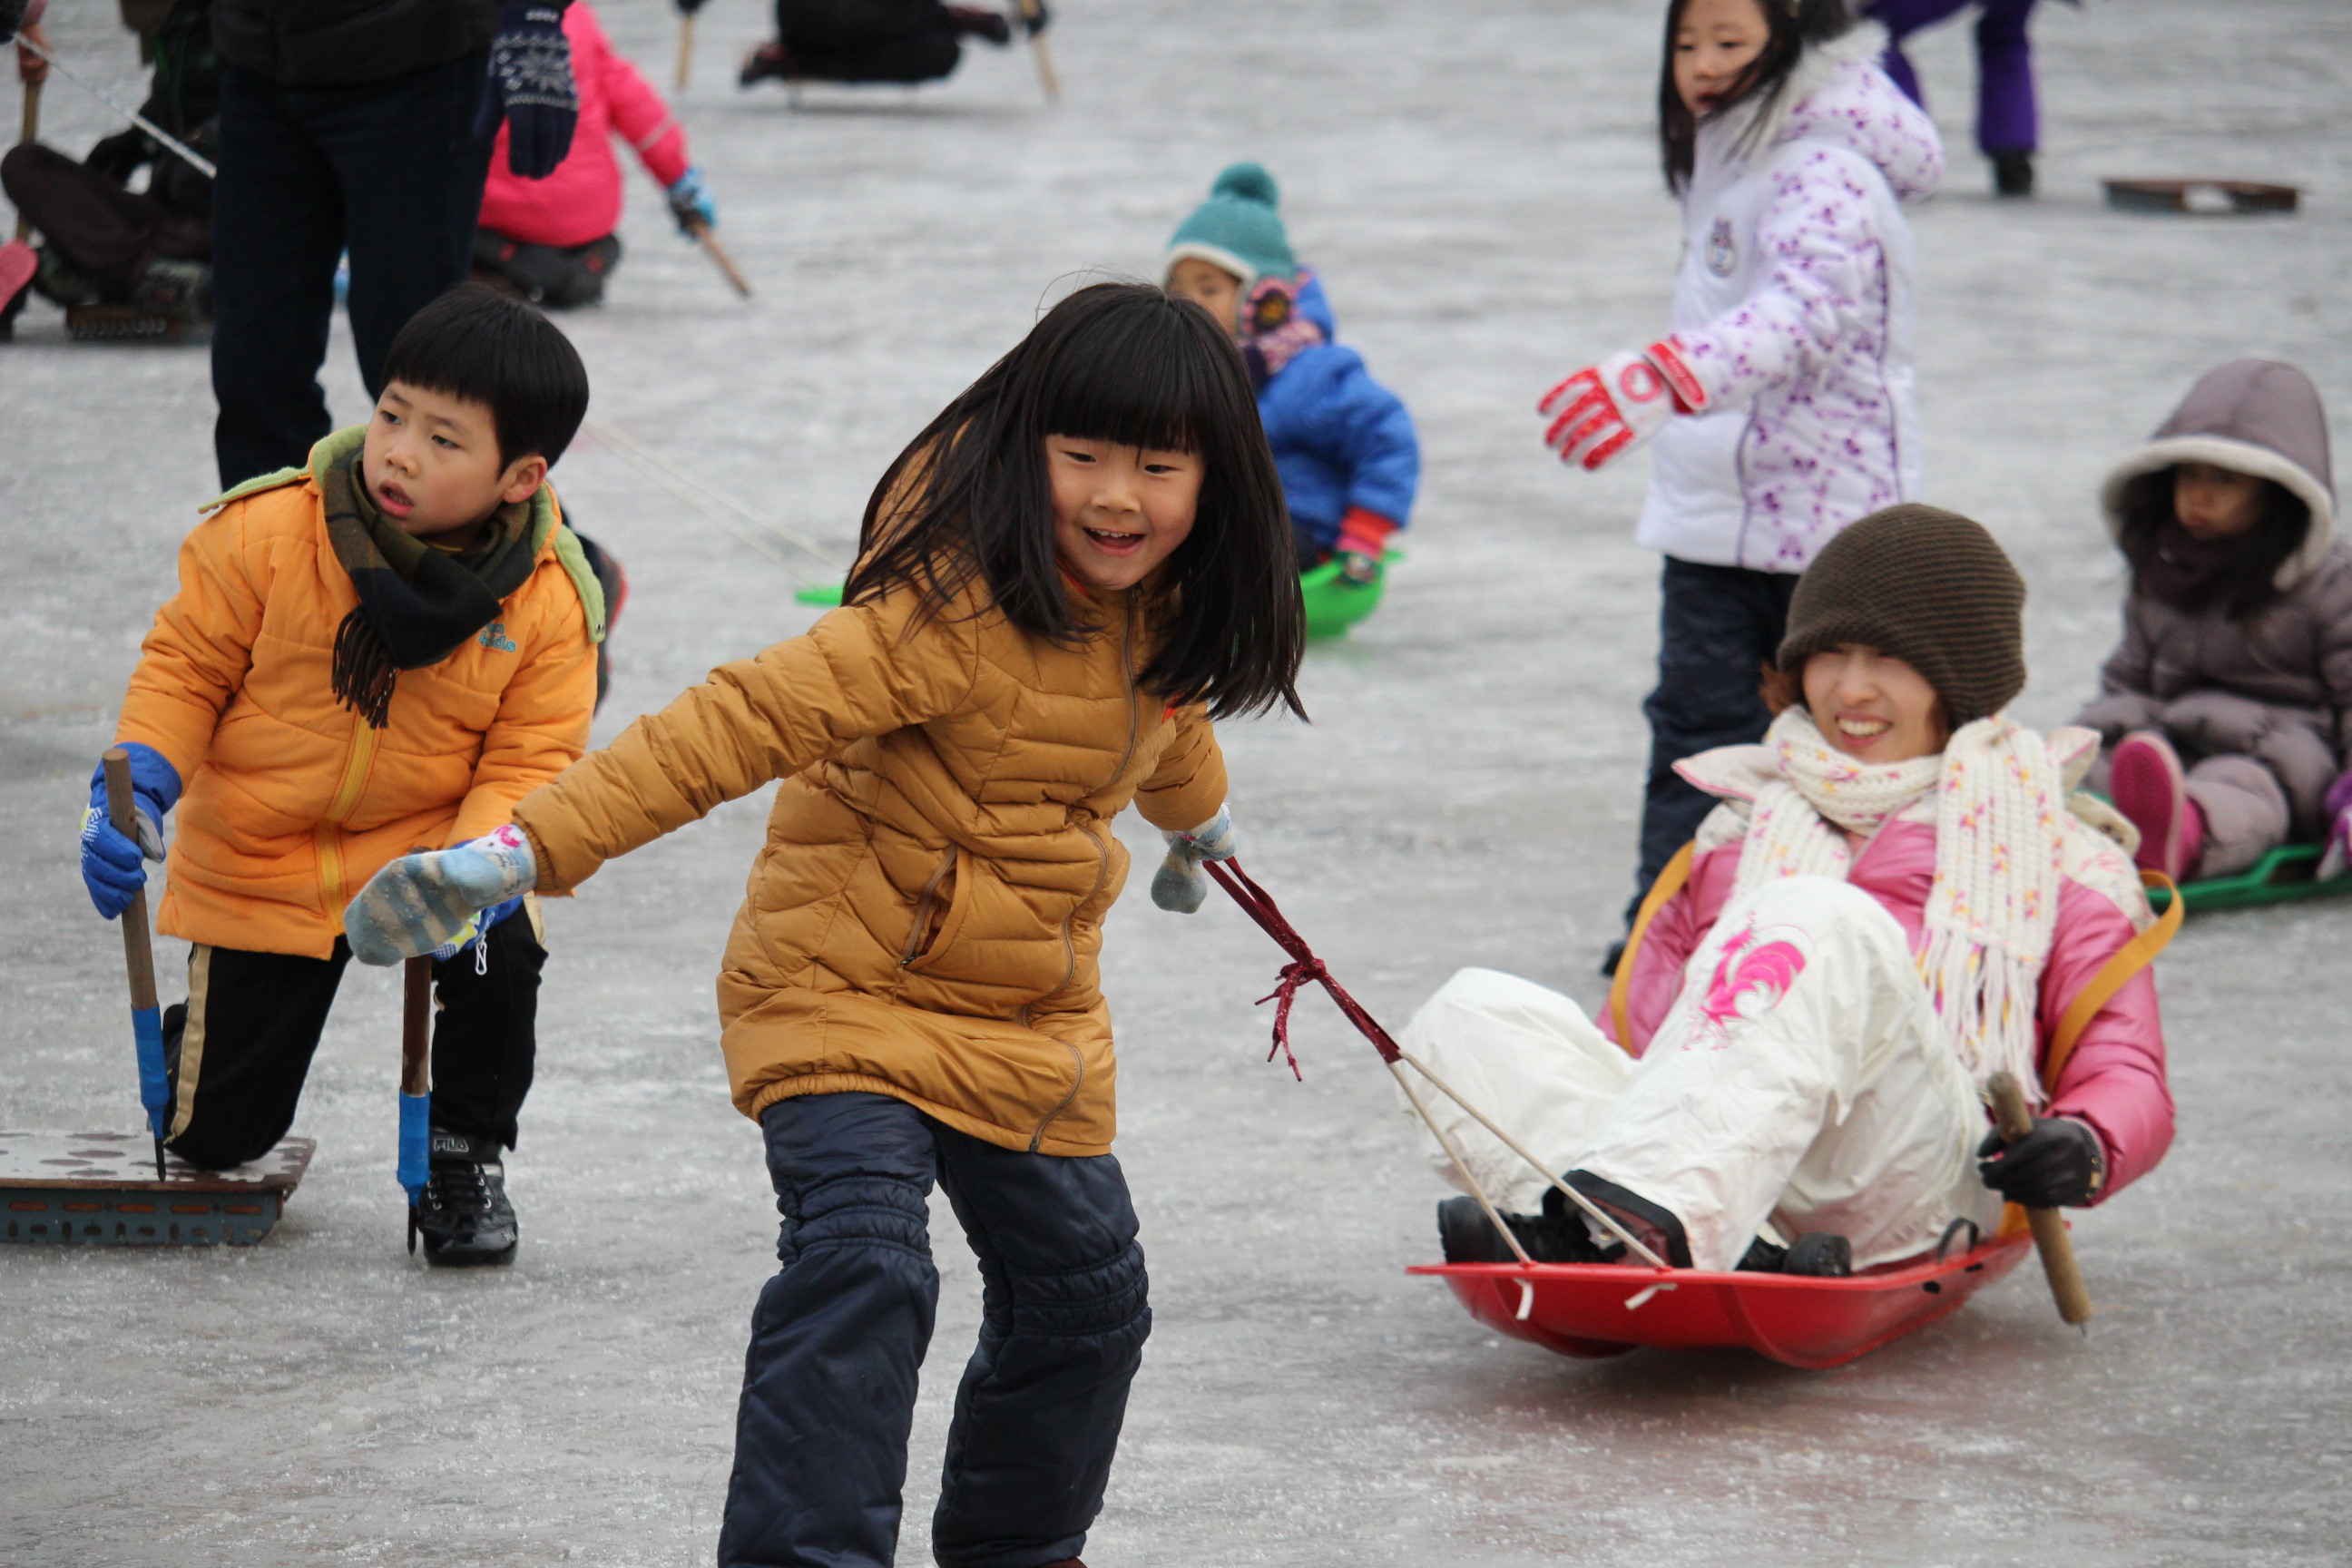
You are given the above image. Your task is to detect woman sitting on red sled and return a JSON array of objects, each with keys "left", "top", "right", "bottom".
[{"left": 1412, "top": 506, "right": 2173, "bottom": 1276}]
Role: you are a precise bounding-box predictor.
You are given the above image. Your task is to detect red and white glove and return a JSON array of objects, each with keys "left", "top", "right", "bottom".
[{"left": 1538, "top": 338, "right": 1709, "bottom": 471}]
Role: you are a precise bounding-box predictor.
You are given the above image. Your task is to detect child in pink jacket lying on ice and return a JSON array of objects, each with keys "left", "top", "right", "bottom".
[
  {"left": 475, "top": 0, "right": 719, "bottom": 308},
  {"left": 1406, "top": 507, "right": 2173, "bottom": 1276}
]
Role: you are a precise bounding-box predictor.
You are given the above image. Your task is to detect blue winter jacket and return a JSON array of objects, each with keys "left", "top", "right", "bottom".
[{"left": 1259, "top": 276, "right": 1419, "bottom": 559}]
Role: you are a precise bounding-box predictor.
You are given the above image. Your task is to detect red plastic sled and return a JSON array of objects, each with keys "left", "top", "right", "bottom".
[{"left": 1406, "top": 1230, "right": 2034, "bottom": 1369}]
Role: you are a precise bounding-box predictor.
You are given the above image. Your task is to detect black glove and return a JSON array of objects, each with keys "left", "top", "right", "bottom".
[
  {"left": 85, "top": 127, "right": 154, "bottom": 185},
  {"left": 1016, "top": 0, "right": 1049, "bottom": 35},
  {"left": 674, "top": 0, "right": 710, "bottom": 14},
  {"left": 474, "top": 3, "right": 577, "bottom": 181},
  {"left": 0, "top": 0, "right": 26, "bottom": 46},
  {"left": 1977, "top": 1115, "right": 2104, "bottom": 1208}
]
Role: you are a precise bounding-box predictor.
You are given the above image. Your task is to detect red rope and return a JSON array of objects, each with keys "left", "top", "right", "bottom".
[{"left": 1205, "top": 858, "right": 1404, "bottom": 1075}]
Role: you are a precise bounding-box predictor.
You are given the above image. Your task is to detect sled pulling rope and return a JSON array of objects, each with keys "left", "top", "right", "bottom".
[
  {"left": 14, "top": 38, "right": 216, "bottom": 180},
  {"left": 579, "top": 419, "right": 846, "bottom": 582},
  {"left": 1204, "top": 859, "right": 1670, "bottom": 1271}
]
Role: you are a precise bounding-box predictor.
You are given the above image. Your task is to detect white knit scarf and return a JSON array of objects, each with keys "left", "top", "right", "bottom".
[{"left": 1732, "top": 708, "right": 2066, "bottom": 1095}]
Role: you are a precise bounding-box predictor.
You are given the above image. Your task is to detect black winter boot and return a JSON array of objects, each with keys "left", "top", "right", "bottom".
[
  {"left": 1436, "top": 1195, "right": 1600, "bottom": 1264},
  {"left": 415, "top": 1129, "right": 518, "bottom": 1267},
  {"left": 1992, "top": 151, "right": 2034, "bottom": 197}
]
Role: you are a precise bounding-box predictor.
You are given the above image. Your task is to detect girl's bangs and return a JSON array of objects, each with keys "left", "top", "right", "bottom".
[{"left": 1036, "top": 306, "right": 1217, "bottom": 455}]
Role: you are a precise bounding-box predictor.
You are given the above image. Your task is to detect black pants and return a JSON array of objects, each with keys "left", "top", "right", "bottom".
[
  {"left": 473, "top": 228, "right": 622, "bottom": 309},
  {"left": 162, "top": 909, "right": 544, "bottom": 1171},
  {"left": 721, "top": 1092, "right": 1147, "bottom": 1568},
  {"left": 209, "top": 54, "right": 493, "bottom": 488},
  {"left": 1632, "top": 556, "right": 1801, "bottom": 918},
  {"left": 0, "top": 142, "right": 209, "bottom": 300},
  {"left": 776, "top": 0, "right": 962, "bottom": 82}
]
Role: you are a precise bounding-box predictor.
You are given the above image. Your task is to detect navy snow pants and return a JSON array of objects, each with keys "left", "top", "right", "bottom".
[
  {"left": 1631, "top": 556, "right": 1800, "bottom": 920},
  {"left": 720, "top": 1091, "right": 1149, "bottom": 1568}
]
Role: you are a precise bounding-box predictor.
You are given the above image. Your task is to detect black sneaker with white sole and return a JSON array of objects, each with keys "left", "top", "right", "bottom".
[{"left": 415, "top": 1129, "right": 518, "bottom": 1267}]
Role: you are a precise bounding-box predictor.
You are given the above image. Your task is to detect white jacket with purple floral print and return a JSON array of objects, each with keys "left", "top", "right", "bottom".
[{"left": 1636, "top": 27, "right": 1944, "bottom": 573}]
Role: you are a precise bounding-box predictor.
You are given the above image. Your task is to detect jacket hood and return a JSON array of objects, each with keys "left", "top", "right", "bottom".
[
  {"left": 1711, "top": 24, "right": 1944, "bottom": 202},
  {"left": 2100, "top": 359, "right": 2337, "bottom": 589}
]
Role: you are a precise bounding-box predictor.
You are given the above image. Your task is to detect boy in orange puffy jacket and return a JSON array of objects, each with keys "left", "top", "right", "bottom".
[{"left": 78, "top": 286, "right": 604, "bottom": 1265}]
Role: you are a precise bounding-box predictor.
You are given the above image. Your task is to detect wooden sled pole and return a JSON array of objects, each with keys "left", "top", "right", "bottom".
[
  {"left": 1014, "top": 0, "right": 1058, "bottom": 102},
  {"left": 683, "top": 215, "right": 751, "bottom": 298},
  {"left": 15, "top": 78, "right": 38, "bottom": 240},
  {"left": 103, "top": 749, "right": 169, "bottom": 1181},
  {"left": 399, "top": 955, "right": 432, "bottom": 1253},
  {"left": 1987, "top": 1071, "right": 2093, "bottom": 1329},
  {"left": 675, "top": 13, "right": 695, "bottom": 91}
]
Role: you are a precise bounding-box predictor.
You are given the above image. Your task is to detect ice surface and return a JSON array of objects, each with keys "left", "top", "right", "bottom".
[{"left": 4, "top": 1, "right": 2350, "bottom": 1563}]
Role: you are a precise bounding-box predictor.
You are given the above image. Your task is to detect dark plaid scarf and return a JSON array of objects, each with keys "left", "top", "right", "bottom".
[{"left": 321, "top": 446, "right": 537, "bottom": 728}]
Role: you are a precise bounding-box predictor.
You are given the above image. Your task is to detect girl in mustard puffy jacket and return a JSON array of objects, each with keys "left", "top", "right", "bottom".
[{"left": 348, "top": 282, "right": 1305, "bottom": 1568}]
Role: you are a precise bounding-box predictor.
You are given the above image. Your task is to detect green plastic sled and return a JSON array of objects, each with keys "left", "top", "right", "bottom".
[
  {"left": 789, "top": 552, "right": 1402, "bottom": 639},
  {"left": 2146, "top": 843, "right": 2352, "bottom": 914}
]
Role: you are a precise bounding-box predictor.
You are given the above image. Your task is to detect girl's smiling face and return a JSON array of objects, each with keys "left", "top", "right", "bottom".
[
  {"left": 1045, "top": 435, "right": 1201, "bottom": 592},
  {"left": 1803, "top": 643, "right": 1949, "bottom": 763},
  {"left": 1673, "top": 0, "right": 1773, "bottom": 115}
]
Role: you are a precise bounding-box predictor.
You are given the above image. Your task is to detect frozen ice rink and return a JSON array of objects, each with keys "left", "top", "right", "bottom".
[{"left": 5, "top": 1, "right": 2350, "bottom": 1562}]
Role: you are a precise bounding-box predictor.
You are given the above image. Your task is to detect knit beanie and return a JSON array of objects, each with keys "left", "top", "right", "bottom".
[
  {"left": 1776, "top": 505, "right": 2027, "bottom": 725},
  {"left": 1162, "top": 163, "right": 1297, "bottom": 293}
]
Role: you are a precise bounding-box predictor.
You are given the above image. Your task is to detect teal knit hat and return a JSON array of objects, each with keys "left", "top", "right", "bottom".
[{"left": 1162, "top": 163, "right": 1296, "bottom": 292}]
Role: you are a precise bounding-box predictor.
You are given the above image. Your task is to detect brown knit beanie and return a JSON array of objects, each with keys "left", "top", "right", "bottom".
[{"left": 1776, "top": 505, "right": 2027, "bottom": 725}]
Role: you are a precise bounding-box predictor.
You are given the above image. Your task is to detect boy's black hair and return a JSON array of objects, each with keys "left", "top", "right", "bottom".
[
  {"left": 1657, "top": 0, "right": 1854, "bottom": 193},
  {"left": 844, "top": 281, "right": 1306, "bottom": 721},
  {"left": 379, "top": 284, "right": 590, "bottom": 470},
  {"left": 2117, "top": 466, "right": 2310, "bottom": 621}
]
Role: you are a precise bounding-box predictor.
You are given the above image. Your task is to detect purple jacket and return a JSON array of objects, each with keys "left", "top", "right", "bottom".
[{"left": 1611, "top": 816, "right": 2174, "bottom": 1200}]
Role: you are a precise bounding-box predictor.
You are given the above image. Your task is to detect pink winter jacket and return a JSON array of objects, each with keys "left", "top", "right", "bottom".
[
  {"left": 478, "top": 1, "right": 689, "bottom": 250},
  {"left": 1610, "top": 816, "right": 2174, "bottom": 1202}
]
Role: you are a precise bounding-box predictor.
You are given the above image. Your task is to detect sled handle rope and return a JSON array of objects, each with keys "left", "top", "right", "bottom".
[{"left": 1205, "top": 858, "right": 1671, "bottom": 1270}]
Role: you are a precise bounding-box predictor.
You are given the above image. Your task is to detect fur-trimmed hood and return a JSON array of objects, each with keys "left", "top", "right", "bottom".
[
  {"left": 1707, "top": 24, "right": 1943, "bottom": 202},
  {"left": 2101, "top": 359, "right": 2337, "bottom": 589}
]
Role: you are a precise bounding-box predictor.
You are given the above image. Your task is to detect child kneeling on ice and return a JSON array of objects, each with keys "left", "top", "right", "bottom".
[
  {"left": 343, "top": 283, "right": 1304, "bottom": 1568},
  {"left": 1162, "top": 162, "right": 1419, "bottom": 582},
  {"left": 77, "top": 286, "right": 604, "bottom": 1265},
  {"left": 1409, "top": 506, "right": 2172, "bottom": 1274},
  {"left": 2073, "top": 360, "right": 2350, "bottom": 886}
]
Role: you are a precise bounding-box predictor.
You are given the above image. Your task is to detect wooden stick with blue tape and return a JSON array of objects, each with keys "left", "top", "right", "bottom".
[
  {"left": 400, "top": 955, "right": 431, "bottom": 1252},
  {"left": 103, "top": 748, "right": 169, "bottom": 1181}
]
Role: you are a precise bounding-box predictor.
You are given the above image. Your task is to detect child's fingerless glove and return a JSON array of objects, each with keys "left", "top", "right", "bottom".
[
  {"left": 1976, "top": 1114, "right": 2104, "bottom": 1209},
  {"left": 1151, "top": 806, "right": 1237, "bottom": 914},
  {"left": 78, "top": 743, "right": 180, "bottom": 919},
  {"left": 666, "top": 165, "right": 717, "bottom": 233},
  {"left": 346, "top": 825, "right": 538, "bottom": 967}
]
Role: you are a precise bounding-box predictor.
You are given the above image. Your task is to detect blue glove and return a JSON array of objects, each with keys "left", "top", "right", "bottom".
[
  {"left": 475, "top": 4, "right": 578, "bottom": 181},
  {"left": 666, "top": 165, "right": 717, "bottom": 234},
  {"left": 430, "top": 895, "right": 525, "bottom": 963},
  {"left": 80, "top": 744, "right": 181, "bottom": 920},
  {"left": 346, "top": 825, "right": 539, "bottom": 966},
  {"left": 1151, "top": 806, "right": 1238, "bottom": 914}
]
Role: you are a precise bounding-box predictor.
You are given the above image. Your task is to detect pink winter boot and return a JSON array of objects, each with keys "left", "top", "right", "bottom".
[{"left": 2111, "top": 731, "right": 2205, "bottom": 881}]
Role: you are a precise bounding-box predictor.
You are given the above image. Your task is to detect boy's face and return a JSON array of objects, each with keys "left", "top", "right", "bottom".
[
  {"left": 362, "top": 381, "right": 547, "bottom": 547},
  {"left": 1167, "top": 259, "right": 1245, "bottom": 338}
]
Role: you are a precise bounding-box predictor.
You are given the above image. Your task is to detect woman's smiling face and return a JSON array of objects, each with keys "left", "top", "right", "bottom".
[
  {"left": 1802, "top": 643, "right": 1949, "bottom": 763},
  {"left": 1044, "top": 435, "right": 1202, "bottom": 592}
]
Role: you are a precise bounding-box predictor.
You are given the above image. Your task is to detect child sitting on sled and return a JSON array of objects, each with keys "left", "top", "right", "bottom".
[
  {"left": 1409, "top": 506, "right": 2173, "bottom": 1276},
  {"left": 474, "top": 0, "right": 717, "bottom": 309},
  {"left": 2073, "top": 360, "right": 2351, "bottom": 886},
  {"left": 342, "top": 282, "right": 1303, "bottom": 1568},
  {"left": 78, "top": 285, "right": 604, "bottom": 1265},
  {"left": 1162, "top": 162, "right": 1419, "bottom": 582}
]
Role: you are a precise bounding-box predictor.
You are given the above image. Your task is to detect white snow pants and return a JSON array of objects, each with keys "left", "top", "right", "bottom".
[{"left": 1398, "top": 877, "right": 2004, "bottom": 1271}]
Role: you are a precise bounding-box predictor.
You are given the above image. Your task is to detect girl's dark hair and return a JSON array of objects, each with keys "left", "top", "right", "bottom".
[
  {"left": 380, "top": 283, "right": 589, "bottom": 468},
  {"left": 1658, "top": 0, "right": 1854, "bottom": 193},
  {"left": 844, "top": 281, "right": 1306, "bottom": 720},
  {"left": 2117, "top": 466, "right": 2311, "bottom": 620}
]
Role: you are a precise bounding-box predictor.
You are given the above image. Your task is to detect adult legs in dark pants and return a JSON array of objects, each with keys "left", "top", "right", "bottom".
[
  {"left": 162, "top": 908, "right": 545, "bottom": 1170},
  {"left": 1867, "top": 0, "right": 2040, "bottom": 189},
  {"left": 723, "top": 1091, "right": 1148, "bottom": 1568},
  {"left": 209, "top": 52, "right": 493, "bottom": 488},
  {"left": 1627, "top": 556, "right": 1800, "bottom": 924}
]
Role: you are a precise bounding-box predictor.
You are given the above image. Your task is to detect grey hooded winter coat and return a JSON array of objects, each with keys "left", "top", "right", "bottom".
[{"left": 2076, "top": 359, "right": 2349, "bottom": 859}]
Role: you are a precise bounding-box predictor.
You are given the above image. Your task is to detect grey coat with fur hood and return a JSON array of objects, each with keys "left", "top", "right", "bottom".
[{"left": 2076, "top": 359, "right": 2351, "bottom": 833}]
